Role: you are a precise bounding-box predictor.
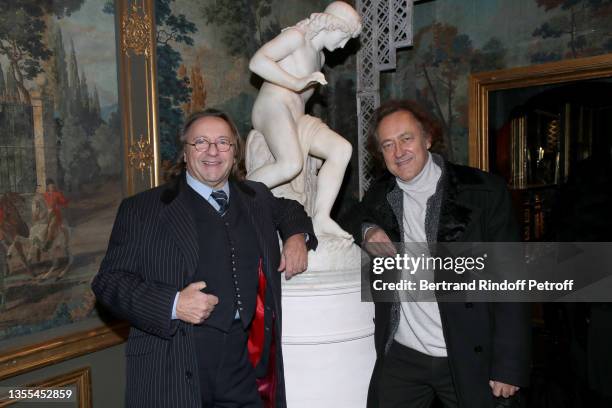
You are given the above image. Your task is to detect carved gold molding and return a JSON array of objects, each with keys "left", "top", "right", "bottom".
[
  {"left": 128, "top": 134, "right": 155, "bottom": 171},
  {"left": 0, "top": 367, "right": 93, "bottom": 407},
  {"left": 0, "top": 322, "right": 128, "bottom": 381},
  {"left": 468, "top": 53, "right": 612, "bottom": 170},
  {"left": 118, "top": 0, "right": 161, "bottom": 192},
  {"left": 121, "top": 2, "right": 152, "bottom": 57}
]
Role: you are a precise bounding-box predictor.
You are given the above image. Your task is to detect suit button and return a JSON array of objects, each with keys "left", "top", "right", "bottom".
[
  {"left": 265, "top": 305, "right": 271, "bottom": 311},
  {"left": 232, "top": 267, "right": 236, "bottom": 272},
  {"left": 225, "top": 222, "right": 229, "bottom": 227},
  {"left": 234, "top": 281, "right": 239, "bottom": 285},
  {"left": 236, "top": 293, "right": 241, "bottom": 298},
  {"left": 474, "top": 345, "right": 483, "bottom": 353},
  {"left": 239, "top": 307, "right": 244, "bottom": 311},
  {"left": 232, "top": 274, "right": 237, "bottom": 278},
  {"left": 265, "top": 325, "right": 270, "bottom": 331},
  {"left": 465, "top": 302, "right": 473, "bottom": 308},
  {"left": 231, "top": 254, "right": 235, "bottom": 258},
  {"left": 185, "top": 370, "right": 192, "bottom": 380},
  {"left": 237, "top": 300, "right": 243, "bottom": 305}
]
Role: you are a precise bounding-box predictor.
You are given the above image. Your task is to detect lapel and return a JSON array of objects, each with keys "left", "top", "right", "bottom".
[
  {"left": 159, "top": 175, "right": 199, "bottom": 278},
  {"left": 231, "top": 180, "right": 270, "bottom": 276},
  {"left": 386, "top": 182, "right": 404, "bottom": 240},
  {"left": 435, "top": 160, "right": 474, "bottom": 243}
]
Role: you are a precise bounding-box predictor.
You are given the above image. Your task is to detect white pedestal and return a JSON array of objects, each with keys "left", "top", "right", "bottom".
[{"left": 281, "top": 241, "right": 375, "bottom": 408}]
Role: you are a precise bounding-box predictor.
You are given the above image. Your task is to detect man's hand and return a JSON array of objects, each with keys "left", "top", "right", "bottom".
[
  {"left": 363, "top": 227, "right": 396, "bottom": 257},
  {"left": 278, "top": 233, "right": 308, "bottom": 280},
  {"left": 489, "top": 380, "right": 520, "bottom": 398},
  {"left": 176, "top": 281, "right": 219, "bottom": 324}
]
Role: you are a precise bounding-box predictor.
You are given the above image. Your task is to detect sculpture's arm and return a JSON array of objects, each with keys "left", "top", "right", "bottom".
[{"left": 249, "top": 28, "right": 327, "bottom": 92}]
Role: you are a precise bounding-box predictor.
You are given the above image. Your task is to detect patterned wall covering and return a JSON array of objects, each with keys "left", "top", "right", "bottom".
[{"left": 381, "top": 0, "right": 612, "bottom": 165}]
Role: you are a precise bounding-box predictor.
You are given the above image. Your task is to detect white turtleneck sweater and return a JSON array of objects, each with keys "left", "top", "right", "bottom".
[{"left": 393, "top": 152, "right": 447, "bottom": 357}]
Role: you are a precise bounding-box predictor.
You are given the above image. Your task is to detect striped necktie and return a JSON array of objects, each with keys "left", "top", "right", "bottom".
[{"left": 211, "top": 190, "right": 229, "bottom": 216}]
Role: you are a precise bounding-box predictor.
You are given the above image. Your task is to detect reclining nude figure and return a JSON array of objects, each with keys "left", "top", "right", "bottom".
[{"left": 247, "top": 1, "right": 362, "bottom": 240}]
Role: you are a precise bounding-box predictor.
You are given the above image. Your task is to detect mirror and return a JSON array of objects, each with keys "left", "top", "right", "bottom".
[{"left": 469, "top": 54, "right": 612, "bottom": 241}]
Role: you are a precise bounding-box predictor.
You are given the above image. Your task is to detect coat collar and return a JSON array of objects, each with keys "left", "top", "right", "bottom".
[
  {"left": 160, "top": 172, "right": 255, "bottom": 205},
  {"left": 383, "top": 154, "right": 476, "bottom": 243},
  {"left": 158, "top": 173, "right": 263, "bottom": 280},
  {"left": 435, "top": 156, "right": 474, "bottom": 242}
]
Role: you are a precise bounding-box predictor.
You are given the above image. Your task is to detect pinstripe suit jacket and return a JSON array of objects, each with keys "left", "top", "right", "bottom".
[{"left": 92, "top": 175, "right": 316, "bottom": 408}]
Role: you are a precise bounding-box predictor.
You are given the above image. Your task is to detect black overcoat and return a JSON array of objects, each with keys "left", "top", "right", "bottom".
[
  {"left": 92, "top": 176, "right": 316, "bottom": 408},
  {"left": 347, "top": 158, "right": 531, "bottom": 408}
]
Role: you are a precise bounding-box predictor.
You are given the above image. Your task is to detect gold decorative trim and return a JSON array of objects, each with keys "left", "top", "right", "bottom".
[
  {"left": 0, "top": 367, "right": 93, "bottom": 407},
  {"left": 468, "top": 53, "right": 612, "bottom": 170},
  {"left": 0, "top": 322, "right": 128, "bottom": 381},
  {"left": 119, "top": 0, "right": 161, "bottom": 192},
  {"left": 121, "top": 2, "right": 152, "bottom": 57},
  {"left": 146, "top": 0, "right": 162, "bottom": 188},
  {"left": 128, "top": 134, "right": 155, "bottom": 171}
]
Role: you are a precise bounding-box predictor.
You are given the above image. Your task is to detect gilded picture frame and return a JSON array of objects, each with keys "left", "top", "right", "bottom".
[
  {"left": 0, "top": 366, "right": 92, "bottom": 407},
  {"left": 468, "top": 53, "right": 612, "bottom": 171}
]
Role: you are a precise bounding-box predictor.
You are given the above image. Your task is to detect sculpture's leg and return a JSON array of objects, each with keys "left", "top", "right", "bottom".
[
  {"left": 309, "top": 128, "right": 353, "bottom": 240},
  {"left": 247, "top": 112, "right": 303, "bottom": 189}
]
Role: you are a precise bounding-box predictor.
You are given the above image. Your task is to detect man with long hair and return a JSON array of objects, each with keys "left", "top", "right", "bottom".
[
  {"left": 93, "top": 109, "right": 317, "bottom": 407},
  {"left": 348, "top": 100, "right": 531, "bottom": 408}
]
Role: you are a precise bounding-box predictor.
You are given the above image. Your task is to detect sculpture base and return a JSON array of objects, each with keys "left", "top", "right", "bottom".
[{"left": 281, "top": 238, "right": 375, "bottom": 407}]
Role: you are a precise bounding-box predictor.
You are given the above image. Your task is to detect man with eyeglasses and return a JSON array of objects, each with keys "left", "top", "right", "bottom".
[
  {"left": 344, "top": 100, "right": 530, "bottom": 408},
  {"left": 92, "top": 109, "right": 317, "bottom": 408}
]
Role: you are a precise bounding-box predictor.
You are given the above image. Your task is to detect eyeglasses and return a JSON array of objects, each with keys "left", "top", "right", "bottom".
[{"left": 185, "top": 138, "right": 234, "bottom": 152}]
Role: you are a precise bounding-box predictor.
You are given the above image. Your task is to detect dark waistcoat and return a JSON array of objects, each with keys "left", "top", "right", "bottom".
[{"left": 186, "top": 185, "right": 260, "bottom": 332}]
